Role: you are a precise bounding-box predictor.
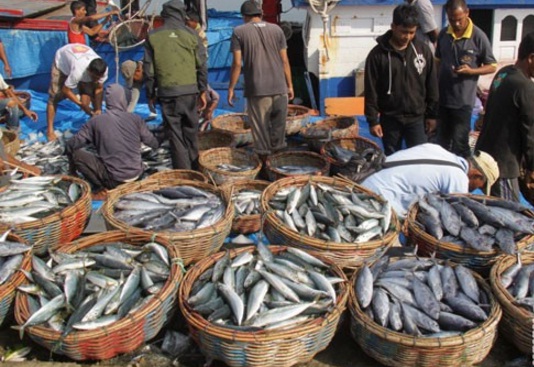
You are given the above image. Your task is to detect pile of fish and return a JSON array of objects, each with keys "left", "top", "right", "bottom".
[
  {"left": 268, "top": 182, "right": 393, "bottom": 243},
  {"left": 324, "top": 143, "right": 384, "bottom": 175},
  {"left": 232, "top": 189, "right": 262, "bottom": 217},
  {"left": 498, "top": 256, "right": 534, "bottom": 313},
  {"left": 216, "top": 163, "right": 255, "bottom": 173},
  {"left": 112, "top": 185, "right": 226, "bottom": 232},
  {"left": 415, "top": 193, "right": 534, "bottom": 254},
  {"left": 0, "top": 176, "right": 82, "bottom": 225},
  {"left": 141, "top": 141, "right": 172, "bottom": 175},
  {"left": 0, "top": 231, "right": 32, "bottom": 286},
  {"left": 16, "top": 132, "right": 72, "bottom": 175},
  {"left": 14, "top": 240, "right": 172, "bottom": 338},
  {"left": 355, "top": 256, "right": 491, "bottom": 337},
  {"left": 273, "top": 165, "right": 321, "bottom": 175},
  {"left": 187, "top": 243, "right": 345, "bottom": 330}
]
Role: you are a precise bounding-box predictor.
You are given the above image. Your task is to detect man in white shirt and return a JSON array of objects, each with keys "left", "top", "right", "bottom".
[
  {"left": 361, "top": 143, "right": 499, "bottom": 218},
  {"left": 46, "top": 43, "right": 108, "bottom": 141},
  {"left": 405, "top": 0, "right": 439, "bottom": 53}
]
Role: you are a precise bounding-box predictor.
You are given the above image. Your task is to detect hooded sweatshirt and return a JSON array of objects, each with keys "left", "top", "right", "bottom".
[
  {"left": 143, "top": 0, "right": 207, "bottom": 99},
  {"left": 66, "top": 84, "right": 159, "bottom": 182},
  {"left": 364, "top": 30, "right": 438, "bottom": 126}
]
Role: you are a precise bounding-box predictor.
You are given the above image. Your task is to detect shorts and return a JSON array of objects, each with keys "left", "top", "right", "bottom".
[{"left": 48, "top": 63, "right": 98, "bottom": 104}]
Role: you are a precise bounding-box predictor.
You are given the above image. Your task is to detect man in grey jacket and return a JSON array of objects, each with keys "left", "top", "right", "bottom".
[{"left": 66, "top": 83, "right": 158, "bottom": 196}]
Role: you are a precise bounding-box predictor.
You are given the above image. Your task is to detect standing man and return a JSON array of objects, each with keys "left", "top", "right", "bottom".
[
  {"left": 144, "top": 0, "right": 207, "bottom": 170},
  {"left": 47, "top": 43, "right": 108, "bottom": 141},
  {"left": 405, "top": 0, "right": 439, "bottom": 52},
  {"left": 365, "top": 4, "right": 438, "bottom": 156},
  {"left": 475, "top": 32, "right": 534, "bottom": 202},
  {"left": 436, "top": 0, "right": 496, "bottom": 158},
  {"left": 228, "top": 0, "right": 294, "bottom": 162}
]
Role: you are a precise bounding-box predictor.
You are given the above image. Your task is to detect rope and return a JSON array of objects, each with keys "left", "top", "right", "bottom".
[{"left": 307, "top": 0, "right": 341, "bottom": 61}]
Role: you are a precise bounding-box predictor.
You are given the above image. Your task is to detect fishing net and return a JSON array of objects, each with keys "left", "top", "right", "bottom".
[{"left": 108, "top": 18, "right": 150, "bottom": 51}]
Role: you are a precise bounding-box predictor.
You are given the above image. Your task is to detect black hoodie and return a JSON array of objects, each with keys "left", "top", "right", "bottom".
[{"left": 364, "top": 30, "right": 438, "bottom": 126}]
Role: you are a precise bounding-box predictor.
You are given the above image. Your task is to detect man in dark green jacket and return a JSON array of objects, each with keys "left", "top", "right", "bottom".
[{"left": 144, "top": 0, "right": 207, "bottom": 169}]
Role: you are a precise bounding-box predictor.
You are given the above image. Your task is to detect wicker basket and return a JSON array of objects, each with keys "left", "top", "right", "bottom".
[
  {"left": 211, "top": 113, "right": 253, "bottom": 147},
  {"left": 261, "top": 175, "right": 399, "bottom": 272},
  {"left": 102, "top": 178, "right": 234, "bottom": 266},
  {"left": 320, "top": 137, "right": 382, "bottom": 177},
  {"left": 265, "top": 150, "right": 330, "bottom": 181},
  {"left": 179, "top": 245, "right": 349, "bottom": 367},
  {"left": 147, "top": 169, "right": 209, "bottom": 183},
  {"left": 221, "top": 179, "right": 270, "bottom": 234},
  {"left": 14, "top": 231, "right": 182, "bottom": 361},
  {"left": 490, "top": 252, "right": 534, "bottom": 354},
  {"left": 405, "top": 194, "right": 534, "bottom": 275},
  {"left": 300, "top": 116, "right": 359, "bottom": 152},
  {"left": 286, "top": 104, "right": 311, "bottom": 136},
  {"left": 1, "top": 129, "right": 20, "bottom": 156},
  {"left": 198, "top": 129, "right": 236, "bottom": 152},
  {"left": 199, "top": 147, "right": 262, "bottom": 186},
  {"left": 0, "top": 233, "right": 31, "bottom": 328},
  {"left": 0, "top": 175, "right": 91, "bottom": 256},
  {"left": 348, "top": 257, "right": 502, "bottom": 367}
]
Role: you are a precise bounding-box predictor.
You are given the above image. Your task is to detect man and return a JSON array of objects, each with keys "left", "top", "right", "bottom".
[
  {"left": 228, "top": 0, "right": 294, "bottom": 162},
  {"left": 47, "top": 43, "right": 108, "bottom": 141},
  {"left": 362, "top": 143, "right": 499, "bottom": 218},
  {"left": 0, "top": 75, "right": 38, "bottom": 131},
  {"left": 405, "top": 0, "right": 439, "bottom": 52},
  {"left": 365, "top": 4, "right": 438, "bottom": 156},
  {"left": 66, "top": 84, "right": 158, "bottom": 196},
  {"left": 144, "top": 0, "right": 207, "bottom": 170},
  {"left": 68, "top": 1, "right": 118, "bottom": 45},
  {"left": 475, "top": 32, "right": 534, "bottom": 202},
  {"left": 436, "top": 0, "right": 496, "bottom": 158}
]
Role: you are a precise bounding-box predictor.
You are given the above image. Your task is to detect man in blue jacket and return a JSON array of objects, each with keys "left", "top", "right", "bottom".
[{"left": 365, "top": 4, "right": 438, "bottom": 156}]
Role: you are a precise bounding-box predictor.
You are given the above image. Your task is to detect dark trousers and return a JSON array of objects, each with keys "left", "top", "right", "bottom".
[
  {"left": 380, "top": 115, "right": 427, "bottom": 156},
  {"left": 437, "top": 105, "right": 472, "bottom": 158},
  {"left": 491, "top": 178, "right": 520, "bottom": 202},
  {"left": 160, "top": 94, "right": 199, "bottom": 170},
  {"left": 70, "top": 148, "right": 122, "bottom": 192}
]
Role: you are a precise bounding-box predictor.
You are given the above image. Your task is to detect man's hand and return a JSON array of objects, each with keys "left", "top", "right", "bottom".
[
  {"left": 47, "top": 130, "right": 57, "bottom": 142},
  {"left": 454, "top": 64, "right": 474, "bottom": 75},
  {"left": 80, "top": 103, "right": 93, "bottom": 116},
  {"left": 425, "top": 118, "right": 437, "bottom": 137},
  {"left": 93, "top": 109, "right": 102, "bottom": 116},
  {"left": 370, "top": 124, "right": 383, "bottom": 138},
  {"left": 227, "top": 88, "right": 235, "bottom": 107},
  {"left": 287, "top": 87, "right": 294, "bottom": 101},
  {"left": 24, "top": 110, "right": 38, "bottom": 122},
  {"left": 198, "top": 91, "right": 207, "bottom": 111},
  {"left": 4, "top": 64, "right": 11, "bottom": 79}
]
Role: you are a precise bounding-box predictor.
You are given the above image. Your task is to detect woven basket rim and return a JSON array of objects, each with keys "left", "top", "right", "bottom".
[
  {"left": 266, "top": 150, "right": 330, "bottom": 177},
  {"left": 147, "top": 169, "right": 209, "bottom": 183},
  {"left": 211, "top": 113, "right": 251, "bottom": 134},
  {"left": 260, "top": 175, "right": 400, "bottom": 252},
  {"left": 178, "top": 245, "right": 348, "bottom": 342},
  {"left": 300, "top": 116, "right": 357, "bottom": 134},
  {"left": 348, "top": 256, "right": 502, "bottom": 348},
  {"left": 199, "top": 148, "right": 262, "bottom": 178},
  {"left": 14, "top": 230, "right": 182, "bottom": 344},
  {"left": 0, "top": 232, "right": 31, "bottom": 303}
]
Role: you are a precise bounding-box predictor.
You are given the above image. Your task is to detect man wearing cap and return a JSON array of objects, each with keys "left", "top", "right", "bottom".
[
  {"left": 144, "top": 0, "right": 207, "bottom": 170},
  {"left": 228, "top": 0, "right": 294, "bottom": 163},
  {"left": 120, "top": 60, "right": 158, "bottom": 120},
  {"left": 361, "top": 143, "right": 498, "bottom": 218},
  {"left": 475, "top": 31, "right": 534, "bottom": 202}
]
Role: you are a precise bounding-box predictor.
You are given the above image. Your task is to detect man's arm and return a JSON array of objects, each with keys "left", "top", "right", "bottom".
[
  {"left": 228, "top": 50, "right": 242, "bottom": 107},
  {"left": 455, "top": 63, "right": 496, "bottom": 76},
  {"left": 519, "top": 86, "right": 534, "bottom": 189},
  {"left": 0, "top": 41, "right": 11, "bottom": 78},
  {"left": 143, "top": 39, "right": 156, "bottom": 102},
  {"left": 61, "top": 85, "right": 93, "bottom": 115},
  {"left": 364, "top": 51, "right": 382, "bottom": 137},
  {"left": 4, "top": 88, "right": 38, "bottom": 121},
  {"left": 92, "top": 82, "right": 104, "bottom": 114},
  {"left": 424, "top": 48, "right": 438, "bottom": 136},
  {"left": 138, "top": 118, "right": 159, "bottom": 150},
  {"left": 279, "top": 48, "right": 294, "bottom": 101}
]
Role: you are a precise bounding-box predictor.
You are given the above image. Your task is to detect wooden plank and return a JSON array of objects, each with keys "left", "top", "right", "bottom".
[{"left": 325, "top": 97, "right": 365, "bottom": 116}]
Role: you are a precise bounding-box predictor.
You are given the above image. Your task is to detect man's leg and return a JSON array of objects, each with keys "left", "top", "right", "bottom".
[
  {"left": 379, "top": 115, "right": 403, "bottom": 156},
  {"left": 70, "top": 148, "right": 113, "bottom": 192},
  {"left": 450, "top": 105, "right": 473, "bottom": 158},
  {"left": 436, "top": 106, "right": 453, "bottom": 152},
  {"left": 269, "top": 94, "right": 288, "bottom": 152},
  {"left": 247, "top": 96, "right": 275, "bottom": 155},
  {"left": 4, "top": 100, "right": 20, "bottom": 131},
  {"left": 46, "top": 64, "right": 66, "bottom": 141},
  {"left": 403, "top": 119, "right": 428, "bottom": 149}
]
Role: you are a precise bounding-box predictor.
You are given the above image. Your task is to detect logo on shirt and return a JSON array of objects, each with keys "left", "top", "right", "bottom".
[
  {"left": 413, "top": 53, "right": 426, "bottom": 75},
  {"left": 169, "top": 32, "right": 178, "bottom": 38},
  {"left": 71, "top": 45, "right": 90, "bottom": 53},
  {"left": 491, "top": 71, "right": 507, "bottom": 91}
]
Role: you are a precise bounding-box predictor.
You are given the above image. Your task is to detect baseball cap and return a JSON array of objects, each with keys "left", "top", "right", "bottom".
[
  {"left": 121, "top": 60, "right": 138, "bottom": 88},
  {"left": 471, "top": 150, "right": 499, "bottom": 196},
  {"left": 240, "top": 1, "right": 262, "bottom": 16}
]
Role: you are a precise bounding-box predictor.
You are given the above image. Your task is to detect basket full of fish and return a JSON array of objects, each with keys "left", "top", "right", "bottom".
[
  {"left": 0, "top": 175, "right": 91, "bottom": 256},
  {"left": 265, "top": 150, "right": 331, "bottom": 181},
  {"left": 349, "top": 256, "right": 502, "bottom": 367},
  {"left": 285, "top": 104, "right": 311, "bottom": 136},
  {"left": 199, "top": 147, "right": 262, "bottom": 186},
  {"left": 102, "top": 178, "right": 234, "bottom": 266},
  {"left": 490, "top": 252, "right": 534, "bottom": 354},
  {"left": 299, "top": 116, "right": 359, "bottom": 152},
  {"left": 405, "top": 193, "right": 534, "bottom": 274},
  {"left": 13, "top": 231, "right": 182, "bottom": 361},
  {"left": 211, "top": 113, "right": 253, "bottom": 147},
  {"left": 320, "top": 137, "right": 385, "bottom": 181},
  {"left": 178, "top": 243, "right": 348, "bottom": 367},
  {"left": 0, "top": 231, "right": 32, "bottom": 327},
  {"left": 261, "top": 175, "right": 399, "bottom": 271},
  {"left": 221, "top": 179, "right": 270, "bottom": 234}
]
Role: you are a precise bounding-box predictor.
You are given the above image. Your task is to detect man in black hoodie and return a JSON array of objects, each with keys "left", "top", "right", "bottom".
[
  {"left": 365, "top": 4, "right": 438, "bottom": 156},
  {"left": 66, "top": 84, "right": 159, "bottom": 196}
]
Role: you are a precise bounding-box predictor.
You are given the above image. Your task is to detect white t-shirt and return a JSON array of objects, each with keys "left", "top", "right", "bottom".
[
  {"left": 54, "top": 43, "right": 108, "bottom": 89},
  {"left": 0, "top": 73, "right": 9, "bottom": 91},
  {"left": 362, "top": 144, "right": 469, "bottom": 218}
]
